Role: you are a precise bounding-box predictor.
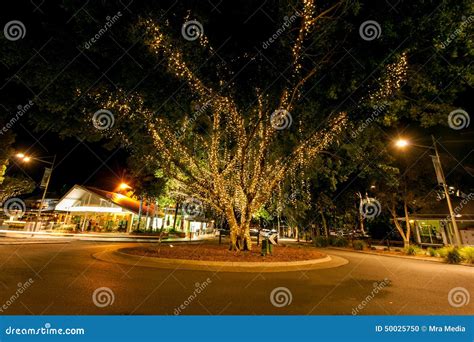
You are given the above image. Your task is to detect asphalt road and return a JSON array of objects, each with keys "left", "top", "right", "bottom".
[{"left": 0, "top": 240, "right": 472, "bottom": 315}]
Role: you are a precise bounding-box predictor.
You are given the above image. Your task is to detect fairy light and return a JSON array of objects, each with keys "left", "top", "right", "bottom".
[
  {"left": 81, "top": 8, "right": 350, "bottom": 250},
  {"left": 369, "top": 52, "right": 408, "bottom": 102}
]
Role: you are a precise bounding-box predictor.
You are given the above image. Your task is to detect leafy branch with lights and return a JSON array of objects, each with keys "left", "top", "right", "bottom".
[{"left": 85, "top": 0, "right": 353, "bottom": 251}]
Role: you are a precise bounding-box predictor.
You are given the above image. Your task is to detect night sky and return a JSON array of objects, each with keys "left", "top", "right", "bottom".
[{"left": 1, "top": 0, "right": 473, "bottom": 196}]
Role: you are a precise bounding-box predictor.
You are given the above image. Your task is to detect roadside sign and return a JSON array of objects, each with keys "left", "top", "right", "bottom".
[
  {"left": 431, "top": 155, "right": 444, "bottom": 185},
  {"left": 40, "top": 167, "right": 52, "bottom": 188}
]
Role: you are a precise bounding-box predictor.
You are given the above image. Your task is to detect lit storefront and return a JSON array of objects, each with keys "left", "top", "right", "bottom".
[
  {"left": 400, "top": 197, "right": 474, "bottom": 246},
  {"left": 54, "top": 185, "right": 214, "bottom": 235},
  {"left": 55, "top": 185, "right": 155, "bottom": 233}
]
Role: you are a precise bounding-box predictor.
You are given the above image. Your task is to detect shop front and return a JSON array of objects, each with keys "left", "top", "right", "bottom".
[{"left": 55, "top": 185, "right": 155, "bottom": 233}]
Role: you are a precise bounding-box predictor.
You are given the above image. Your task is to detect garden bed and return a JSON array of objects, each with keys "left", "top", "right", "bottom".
[{"left": 120, "top": 243, "right": 326, "bottom": 262}]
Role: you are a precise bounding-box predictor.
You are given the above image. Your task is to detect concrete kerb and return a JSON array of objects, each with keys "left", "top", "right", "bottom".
[
  {"left": 328, "top": 247, "right": 474, "bottom": 267},
  {"left": 92, "top": 248, "right": 349, "bottom": 273}
]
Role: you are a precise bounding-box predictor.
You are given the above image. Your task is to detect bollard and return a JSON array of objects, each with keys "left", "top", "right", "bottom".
[{"left": 261, "top": 239, "right": 267, "bottom": 256}]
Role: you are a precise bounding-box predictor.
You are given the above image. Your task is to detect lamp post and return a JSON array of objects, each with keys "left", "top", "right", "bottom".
[
  {"left": 394, "top": 137, "right": 462, "bottom": 246},
  {"left": 17, "top": 153, "right": 56, "bottom": 231}
]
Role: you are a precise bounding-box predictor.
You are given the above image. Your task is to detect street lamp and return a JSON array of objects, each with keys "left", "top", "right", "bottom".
[
  {"left": 394, "top": 138, "right": 409, "bottom": 148},
  {"left": 118, "top": 182, "right": 131, "bottom": 191},
  {"left": 16, "top": 152, "right": 56, "bottom": 231},
  {"left": 394, "top": 137, "right": 462, "bottom": 246}
]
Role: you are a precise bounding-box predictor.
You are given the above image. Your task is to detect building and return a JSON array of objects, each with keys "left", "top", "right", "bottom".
[
  {"left": 54, "top": 185, "right": 156, "bottom": 232},
  {"left": 399, "top": 195, "right": 474, "bottom": 246},
  {"left": 54, "top": 184, "right": 213, "bottom": 235}
]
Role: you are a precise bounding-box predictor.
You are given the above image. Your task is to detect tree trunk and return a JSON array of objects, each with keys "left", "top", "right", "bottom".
[
  {"left": 403, "top": 200, "right": 411, "bottom": 247},
  {"left": 390, "top": 204, "right": 408, "bottom": 247},
  {"left": 319, "top": 207, "right": 329, "bottom": 237},
  {"left": 229, "top": 223, "right": 252, "bottom": 251}
]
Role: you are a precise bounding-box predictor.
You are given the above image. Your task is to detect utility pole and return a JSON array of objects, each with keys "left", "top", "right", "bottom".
[
  {"left": 431, "top": 136, "right": 462, "bottom": 247},
  {"left": 35, "top": 155, "right": 56, "bottom": 232}
]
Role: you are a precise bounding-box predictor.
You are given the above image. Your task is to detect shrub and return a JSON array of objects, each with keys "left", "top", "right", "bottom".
[
  {"left": 404, "top": 245, "right": 421, "bottom": 256},
  {"left": 353, "top": 240, "right": 366, "bottom": 250},
  {"left": 435, "top": 247, "right": 449, "bottom": 258},
  {"left": 427, "top": 247, "right": 436, "bottom": 257},
  {"left": 460, "top": 246, "right": 474, "bottom": 264},
  {"left": 445, "top": 248, "right": 462, "bottom": 264},
  {"left": 332, "top": 237, "right": 349, "bottom": 247},
  {"left": 314, "top": 236, "right": 329, "bottom": 247}
]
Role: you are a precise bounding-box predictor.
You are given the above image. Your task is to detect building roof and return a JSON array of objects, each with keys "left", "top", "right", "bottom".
[
  {"left": 84, "top": 186, "right": 156, "bottom": 215},
  {"left": 55, "top": 184, "right": 155, "bottom": 215}
]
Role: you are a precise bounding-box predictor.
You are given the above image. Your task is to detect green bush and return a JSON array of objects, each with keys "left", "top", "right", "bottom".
[
  {"left": 314, "top": 236, "right": 329, "bottom": 247},
  {"left": 427, "top": 247, "right": 436, "bottom": 257},
  {"left": 332, "top": 237, "right": 349, "bottom": 247},
  {"left": 404, "top": 245, "right": 421, "bottom": 256},
  {"left": 460, "top": 246, "right": 474, "bottom": 264},
  {"left": 445, "top": 248, "right": 462, "bottom": 264},
  {"left": 435, "top": 247, "right": 449, "bottom": 258},
  {"left": 353, "top": 240, "right": 366, "bottom": 250}
]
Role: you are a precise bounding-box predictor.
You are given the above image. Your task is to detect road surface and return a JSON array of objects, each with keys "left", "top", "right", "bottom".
[{"left": 0, "top": 240, "right": 472, "bottom": 315}]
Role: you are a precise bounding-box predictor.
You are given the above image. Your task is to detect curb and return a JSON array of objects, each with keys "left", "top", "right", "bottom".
[
  {"left": 0, "top": 230, "right": 215, "bottom": 243},
  {"left": 0, "top": 239, "right": 71, "bottom": 245},
  {"left": 328, "top": 247, "right": 474, "bottom": 267},
  {"left": 92, "top": 249, "right": 349, "bottom": 273}
]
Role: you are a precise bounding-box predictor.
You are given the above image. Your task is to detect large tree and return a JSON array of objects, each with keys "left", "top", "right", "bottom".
[{"left": 1, "top": 0, "right": 471, "bottom": 251}]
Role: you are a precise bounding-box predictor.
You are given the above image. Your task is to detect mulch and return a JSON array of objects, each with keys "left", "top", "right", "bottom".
[{"left": 120, "top": 243, "right": 325, "bottom": 262}]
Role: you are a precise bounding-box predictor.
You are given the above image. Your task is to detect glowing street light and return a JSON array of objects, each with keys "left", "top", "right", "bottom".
[
  {"left": 118, "top": 182, "right": 131, "bottom": 190},
  {"left": 16, "top": 152, "right": 32, "bottom": 162},
  {"left": 394, "top": 138, "right": 409, "bottom": 148}
]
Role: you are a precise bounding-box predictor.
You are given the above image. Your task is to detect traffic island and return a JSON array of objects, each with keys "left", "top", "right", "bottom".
[{"left": 92, "top": 243, "right": 348, "bottom": 272}]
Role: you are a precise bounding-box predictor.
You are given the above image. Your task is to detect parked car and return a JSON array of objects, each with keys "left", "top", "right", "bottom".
[{"left": 250, "top": 228, "right": 259, "bottom": 237}]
